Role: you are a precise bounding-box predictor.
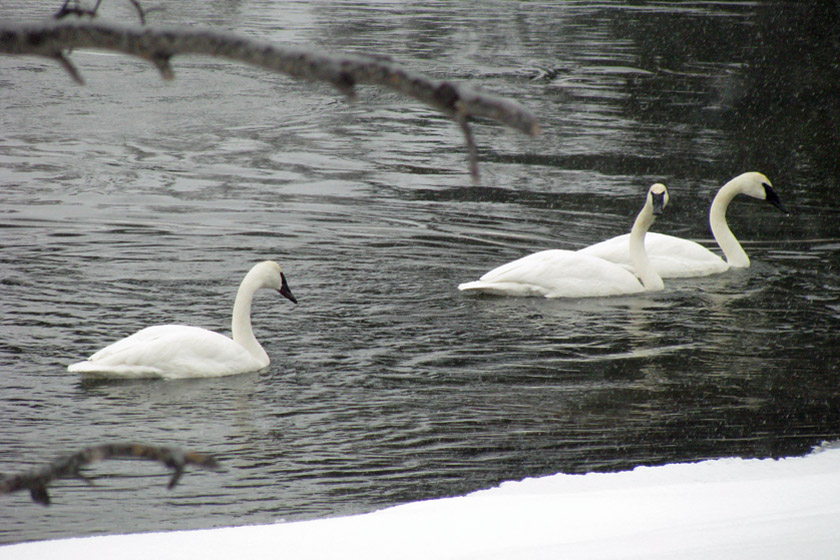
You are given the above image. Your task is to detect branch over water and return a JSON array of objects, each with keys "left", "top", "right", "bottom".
[
  {"left": 0, "top": 443, "right": 222, "bottom": 506},
  {"left": 0, "top": 18, "right": 540, "bottom": 182}
]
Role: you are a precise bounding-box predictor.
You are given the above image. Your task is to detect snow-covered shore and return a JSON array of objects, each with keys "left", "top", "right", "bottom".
[{"left": 4, "top": 444, "right": 840, "bottom": 560}]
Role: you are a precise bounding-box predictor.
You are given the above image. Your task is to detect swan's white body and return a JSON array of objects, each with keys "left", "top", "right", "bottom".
[
  {"left": 68, "top": 261, "right": 297, "bottom": 380},
  {"left": 458, "top": 184, "right": 669, "bottom": 298},
  {"left": 578, "top": 172, "right": 787, "bottom": 278},
  {"left": 579, "top": 232, "right": 729, "bottom": 279}
]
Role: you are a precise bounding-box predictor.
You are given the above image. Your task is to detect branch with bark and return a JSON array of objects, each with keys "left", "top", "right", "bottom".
[
  {"left": 0, "top": 18, "right": 540, "bottom": 182},
  {"left": 0, "top": 443, "right": 222, "bottom": 506}
]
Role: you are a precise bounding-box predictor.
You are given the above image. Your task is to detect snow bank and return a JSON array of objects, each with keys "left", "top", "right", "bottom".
[{"left": 4, "top": 445, "right": 840, "bottom": 560}]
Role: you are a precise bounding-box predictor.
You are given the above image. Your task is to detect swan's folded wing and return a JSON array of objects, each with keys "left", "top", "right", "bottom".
[
  {"left": 458, "top": 250, "right": 568, "bottom": 297},
  {"left": 476, "top": 250, "right": 570, "bottom": 284},
  {"left": 580, "top": 232, "right": 728, "bottom": 278},
  {"left": 460, "top": 250, "right": 644, "bottom": 298},
  {"left": 86, "top": 325, "right": 195, "bottom": 361},
  {"left": 578, "top": 233, "right": 634, "bottom": 267},
  {"left": 73, "top": 325, "right": 259, "bottom": 378},
  {"left": 644, "top": 236, "right": 728, "bottom": 277}
]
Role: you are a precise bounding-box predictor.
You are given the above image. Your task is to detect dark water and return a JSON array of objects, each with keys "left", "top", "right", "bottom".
[{"left": 1, "top": 0, "right": 839, "bottom": 545}]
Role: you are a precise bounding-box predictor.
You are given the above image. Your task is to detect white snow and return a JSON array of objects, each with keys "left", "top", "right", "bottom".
[{"left": 4, "top": 444, "right": 840, "bottom": 560}]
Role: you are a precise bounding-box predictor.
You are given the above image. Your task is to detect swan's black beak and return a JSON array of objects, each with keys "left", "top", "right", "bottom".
[
  {"left": 278, "top": 273, "right": 298, "bottom": 304},
  {"left": 763, "top": 183, "right": 790, "bottom": 214},
  {"left": 651, "top": 191, "right": 667, "bottom": 216}
]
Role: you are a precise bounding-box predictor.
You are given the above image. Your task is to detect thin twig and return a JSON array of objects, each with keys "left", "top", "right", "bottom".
[
  {"left": 127, "top": 0, "right": 146, "bottom": 24},
  {"left": 126, "top": 0, "right": 165, "bottom": 25},
  {"left": 52, "top": 50, "right": 84, "bottom": 84},
  {"left": 0, "top": 19, "right": 539, "bottom": 182},
  {"left": 0, "top": 443, "right": 222, "bottom": 506},
  {"left": 456, "top": 112, "right": 480, "bottom": 183},
  {"left": 54, "top": 0, "right": 104, "bottom": 20},
  {"left": 54, "top": 0, "right": 163, "bottom": 25}
]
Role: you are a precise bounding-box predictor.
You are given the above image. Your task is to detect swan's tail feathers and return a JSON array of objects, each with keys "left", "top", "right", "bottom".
[
  {"left": 458, "top": 281, "right": 547, "bottom": 297},
  {"left": 67, "top": 360, "right": 93, "bottom": 373},
  {"left": 458, "top": 280, "right": 485, "bottom": 292},
  {"left": 459, "top": 280, "right": 515, "bottom": 294},
  {"left": 67, "top": 360, "right": 163, "bottom": 379}
]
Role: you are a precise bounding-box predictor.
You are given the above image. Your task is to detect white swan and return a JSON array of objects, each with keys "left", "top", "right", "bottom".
[
  {"left": 68, "top": 261, "right": 297, "bottom": 379},
  {"left": 578, "top": 172, "right": 788, "bottom": 278},
  {"left": 458, "top": 183, "right": 669, "bottom": 298}
]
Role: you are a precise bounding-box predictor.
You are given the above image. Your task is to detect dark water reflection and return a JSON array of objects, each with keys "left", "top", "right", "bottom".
[{"left": 1, "top": 0, "right": 839, "bottom": 545}]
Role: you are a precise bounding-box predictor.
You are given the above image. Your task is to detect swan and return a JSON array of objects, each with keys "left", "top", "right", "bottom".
[
  {"left": 458, "top": 183, "right": 669, "bottom": 298},
  {"left": 68, "top": 261, "right": 297, "bottom": 379},
  {"left": 578, "top": 172, "right": 788, "bottom": 278}
]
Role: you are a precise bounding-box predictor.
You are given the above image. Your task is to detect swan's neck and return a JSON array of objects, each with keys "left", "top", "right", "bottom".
[
  {"left": 231, "top": 273, "right": 269, "bottom": 365},
  {"left": 629, "top": 206, "right": 664, "bottom": 291},
  {"left": 709, "top": 181, "right": 750, "bottom": 267}
]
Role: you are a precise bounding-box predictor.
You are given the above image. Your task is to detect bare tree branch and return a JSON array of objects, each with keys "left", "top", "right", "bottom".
[
  {"left": 0, "top": 18, "right": 539, "bottom": 183},
  {"left": 52, "top": 50, "right": 84, "bottom": 84},
  {"left": 0, "top": 443, "right": 222, "bottom": 506},
  {"left": 126, "top": 0, "right": 149, "bottom": 25},
  {"left": 54, "top": 0, "right": 104, "bottom": 20}
]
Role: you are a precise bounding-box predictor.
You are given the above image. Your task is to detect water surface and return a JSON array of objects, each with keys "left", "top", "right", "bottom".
[{"left": 1, "top": 0, "right": 839, "bottom": 544}]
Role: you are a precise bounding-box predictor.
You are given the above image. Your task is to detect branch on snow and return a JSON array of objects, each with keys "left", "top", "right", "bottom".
[
  {"left": 0, "top": 18, "right": 540, "bottom": 183},
  {"left": 0, "top": 443, "right": 222, "bottom": 506}
]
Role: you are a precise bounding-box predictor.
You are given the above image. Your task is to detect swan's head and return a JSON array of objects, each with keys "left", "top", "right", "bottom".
[
  {"left": 648, "top": 183, "right": 669, "bottom": 216},
  {"left": 251, "top": 261, "right": 298, "bottom": 304},
  {"left": 733, "top": 172, "right": 789, "bottom": 214}
]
